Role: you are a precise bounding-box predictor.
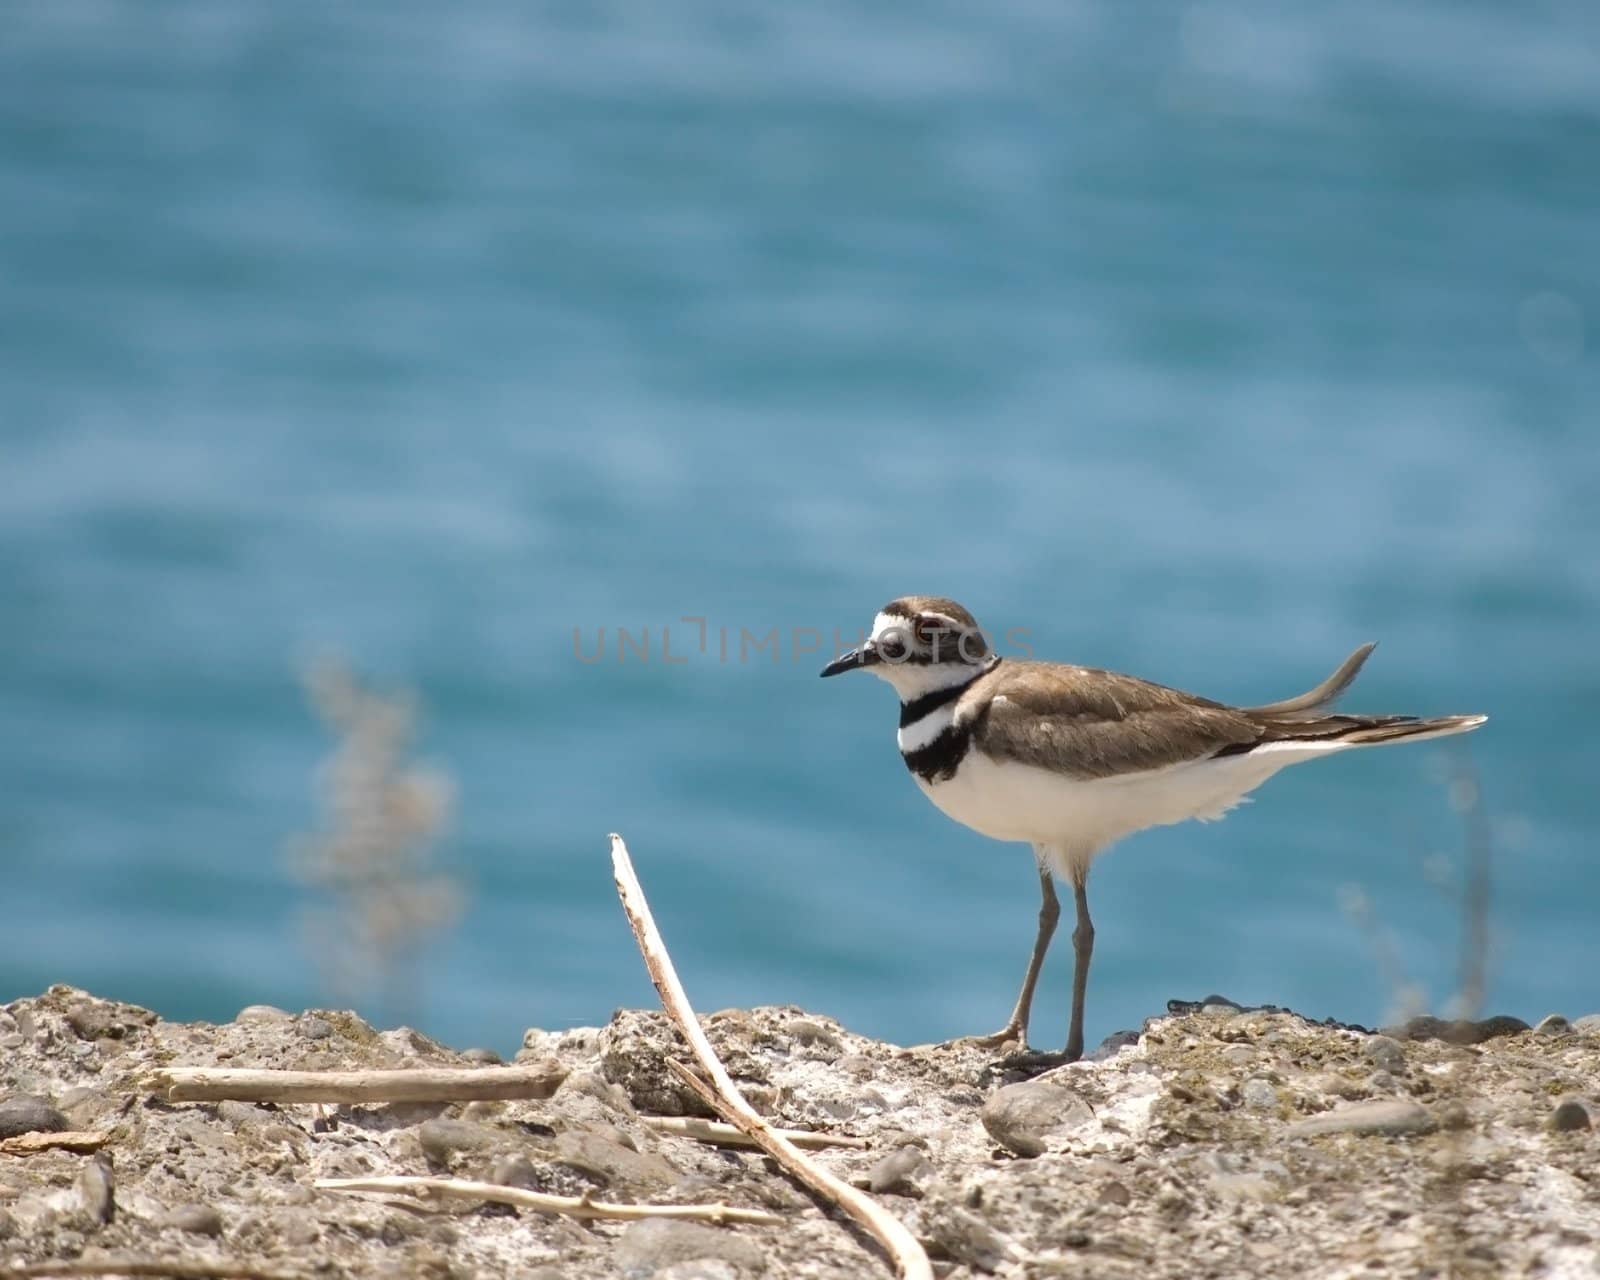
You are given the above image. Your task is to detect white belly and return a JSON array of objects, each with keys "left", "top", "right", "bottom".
[{"left": 916, "top": 744, "right": 1328, "bottom": 860}]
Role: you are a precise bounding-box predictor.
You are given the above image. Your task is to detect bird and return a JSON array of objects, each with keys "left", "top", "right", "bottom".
[{"left": 820, "top": 596, "right": 1486, "bottom": 1065}]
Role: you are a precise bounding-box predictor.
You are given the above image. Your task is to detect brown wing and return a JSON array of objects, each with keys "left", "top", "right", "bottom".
[{"left": 964, "top": 660, "right": 1261, "bottom": 779}]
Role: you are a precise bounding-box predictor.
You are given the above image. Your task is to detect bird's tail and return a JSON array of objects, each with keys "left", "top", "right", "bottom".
[
  {"left": 1246, "top": 642, "right": 1377, "bottom": 719},
  {"left": 1323, "top": 713, "right": 1488, "bottom": 747}
]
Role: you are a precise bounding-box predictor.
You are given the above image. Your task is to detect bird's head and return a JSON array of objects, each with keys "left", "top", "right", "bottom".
[{"left": 820, "top": 596, "right": 991, "bottom": 698}]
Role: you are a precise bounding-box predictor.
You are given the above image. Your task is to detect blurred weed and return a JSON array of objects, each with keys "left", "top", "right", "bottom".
[
  {"left": 1341, "top": 751, "right": 1495, "bottom": 1280},
  {"left": 287, "top": 657, "right": 464, "bottom": 1028}
]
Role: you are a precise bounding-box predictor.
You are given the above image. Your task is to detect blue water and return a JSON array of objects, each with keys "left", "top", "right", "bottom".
[{"left": 3, "top": 2, "right": 1596, "bottom": 1054}]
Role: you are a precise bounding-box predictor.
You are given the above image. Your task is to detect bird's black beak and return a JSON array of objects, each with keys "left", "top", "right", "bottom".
[{"left": 820, "top": 644, "right": 878, "bottom": 678}]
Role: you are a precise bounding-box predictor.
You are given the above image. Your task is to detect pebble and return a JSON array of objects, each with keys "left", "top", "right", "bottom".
[
  {"left": 866, "top": 1143, "right": 932, "bottom": 1198},
  {"left": 78, "top": 1154, "right": 115, "bottom": 1224},
  {"left": 489, "top": 1153, "right": 540, "bottom": 1189},
  {"left": 1242, "top": 1078, "right": 1279, "bottom": 1110},
  {"left": 1572, "top": 1014, "right": 1600, "bottom": 1034},
  {"left": 553, "top": 1128, "right": 678, "bottom": 1191},
  {"left": 0, "top": 1095, "right": 69, "bottom": 1139},
  {"left": 1086, "top": 1029, "right": 1141, "bottom": 1061},
  {"left": 1097, "top": 1181, "right": 1131, "bottom": 1208},
  {"left": 1363, "top": 1036, "right": 1407, "bottom": 1074},
  {"left": 281, "top": 1215, "right": 320, "bottom": 1247},
  {"left": 613, "top": 1219, "right": 765, "bottom": 1276},
  {"left": 216, "top": 1101, "right": 265, "bottom": 1128},
  {"left": 1533, "top": 1014, "right": 1571, "bottom": 1036},
  {"left": 1382, "top": 1015, "right": 1531, "bottom": 1044},
  {"left": 1549, "top": 1097, "right": 1591, "bottom": 1133},
  {"left": 164, "top": 1204, "right": 224, "bottom": 1236},
  {"left": 1287, "top": 1100, "right": 1437, "bottom": 1138},
  {"left": 235, "top": 1005, "right": 292, "bottom": 1025},
  {"left": 656, "top": 1263, "right": 740, "bottom": 1280},
  {"left": 787, "top": 1017, "right": 843, "bottom": 1056},
  {"left": 417, "top": 1118, "right": 511, "bottom": 1165},
  {"left": 981, "top": 1078, "right": 1094, "bottom": 1158},
  {"left": 461, "top": 1047, "right": 503, "bottom": 1065},
  {"left": 298, "top": 1017, "right": 335, "bottom": 1041}
]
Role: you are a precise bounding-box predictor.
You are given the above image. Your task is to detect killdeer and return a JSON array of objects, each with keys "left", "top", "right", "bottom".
[{"left": 821, "top": 596, "right": 1486, "bottom": 1064}]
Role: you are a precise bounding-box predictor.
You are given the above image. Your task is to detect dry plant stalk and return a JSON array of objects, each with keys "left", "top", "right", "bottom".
[
  {"left": 0, "top": 1261, "right": 306, "bottom": 1280},
  {"left": 288, "top": 659, "right": 463, "bottom": 1024},
  {"left": 608, "top": 833, "right": 933, "bottom": 1280},
  {"left": 314, "top": 1175, "right": 784, "bottom": 1226},
  {"left": 642, "top": 1116, "right": 868, "bottom": 1151},
  {"left": 151, "top": 1063, "right": 566, "bottom": 1105}
]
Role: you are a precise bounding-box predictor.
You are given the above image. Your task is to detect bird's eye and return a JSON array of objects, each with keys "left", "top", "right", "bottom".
[{"left": 914, "top": 617, "right": 945, "bottom": 646}]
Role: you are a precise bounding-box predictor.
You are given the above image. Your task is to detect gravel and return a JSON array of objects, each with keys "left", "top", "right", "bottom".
[{"left": 0, "top": 984, "right": 1595, "bottom": 1278}]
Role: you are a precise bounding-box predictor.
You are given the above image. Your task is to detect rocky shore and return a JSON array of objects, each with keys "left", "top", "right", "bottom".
[{"left": 1, "top": 986, "right": 1596, "bottom": 1278}]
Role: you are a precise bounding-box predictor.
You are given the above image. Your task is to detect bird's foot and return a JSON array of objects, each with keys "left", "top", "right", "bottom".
[
  {"left": 943, "top": 1023, "right": 1027, "bottom": 1052},
  {"left": 997, "top": 1046, "right": 1082, "bottom": 1075}
]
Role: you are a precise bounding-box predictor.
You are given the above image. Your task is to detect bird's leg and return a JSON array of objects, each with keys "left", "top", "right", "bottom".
[
  {"left": 1064, "top": 868, "right": 1094, "bottom": 1062},
  {"left": 1001, "top": 865, "right": 1093, "bottom": 1073},
  {"left": 951, "top": 860, "right": 1059, "bottom": 1050}
]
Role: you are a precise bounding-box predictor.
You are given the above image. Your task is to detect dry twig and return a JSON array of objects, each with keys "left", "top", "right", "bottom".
[
  {"left": 642, "top": 1116, "right": 868, "bottom": 1151},
  {"left": 314, "top": 1175, "right": 784, "bottom": 1226},
  {"left": 0, "top": 1260, "right": 306, "bottom": 1280},
  {"left": 608, "top": 833, "right": 933, "bottom": 1280},
  {"left": 0, "top": 1130, "right": 111, "bottom": 1156},
  {"left": 148, "top": 1063, "right": 566, "bottom": 1105}
]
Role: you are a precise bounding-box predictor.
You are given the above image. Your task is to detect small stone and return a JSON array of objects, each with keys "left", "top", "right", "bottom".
[
  {"left": 921, "top": 1198, "right": 1018, "bottom": 1272},
  {"left": 489, "top": 1153, "right": 540, "bottom": 1189},
  {"left": 657, "top": 1264, "right": 740, "bottom": 1280},
  {"left": 1382, "top": 1014, "right": 1530, "bottom": 1044},
  {"left": 1363, "top": 1036, "right": 1406, "bottom": 1074},
  {"left": 216, "top": 1101, "right": 264, "bottom": 1128},
  {"left": 164, "top": 1204, "right": 224, "bottom": 1236},
  {"left": 298, "top": 1017, "right": 335, "bottom": 1041},
  {"left": 236, "top": 1005, "right": 292, "bottom": 1025},
  {"left": 1097, "top": 1181, "right": 1131, "bottom": 1207},
  {"left": 1242, "top": 1078, "right": 1278, "bottom": 1110},
  {"left": 866, "top": 1143, "right": 932, "bottom": 1198},
  {"left": 1087, "top": 1029, "right": 1141, "bottom": 1061},
  {"left": 1436, "top": 1101, "right": 1471, "bottom": 1131},
  {"left": 0, "top": 1096, "right": 69, "bottom": 1139},
  {"left": 981, "top": 1078, "right": 1094, "bottom": 1158},
  {"left": 417, "top": 1118, "right": 511, "bottom": 1166},
  {"left": 78, "top": 1154, "right": 115, "bottom": 1224},
  {"left": 1366, "top": 1071, "right": 1398, "bottom": 1094},
  {"left": 282, "top": 1215, "right": 320, "bottom": 1246},
  {"left": 1534, "top": 1014, "right": 1571, "bottom": 1036},
  {"left": 614, "top": 1218, "right": 765, "bottom": 1275},
  {"left": 1201, "top": 996, "right": 1245, "bottom": 1015},
  {"left": 553, "top": 1128, "right": 677, "bottom": 1190},
  {"left": 0, "top": 1034, "right": 22, "bottom": 1051},
  {"left": 1550, "top": 1097, "right": 1591, "bottom": 1133},
  {"left": 787, "top": 1018, "right": 842, "bottom": 1056},
  {"left": 1572, "top": 1014, "right": 1600, "bottom": 1034},
  {"left": 1287, "top": 1100, "right": 1437, "bottom": 1138},
  {"left": 461, "top": 1047, "right": 503, "bottom": 1065}
]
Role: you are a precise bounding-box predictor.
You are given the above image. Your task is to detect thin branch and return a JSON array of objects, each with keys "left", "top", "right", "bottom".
[
  {"left": 0, "top": 1260, "right": 307, "bottom": 1280},
  {"left": 148, "top": 1063, "right": 566, "bottom": 1104},
  {"left": 608, "top": 833, "right": 932, "bottom": 1280},
  {"left": 642, "top": 1116, "right": 868, "bottom": 1151},
  {"left": 0, "top": 1130, "right": 111, "bottom": 1156},
  {"left": 315, "top": 1175, "right": 784, "bottom": 1226}
]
